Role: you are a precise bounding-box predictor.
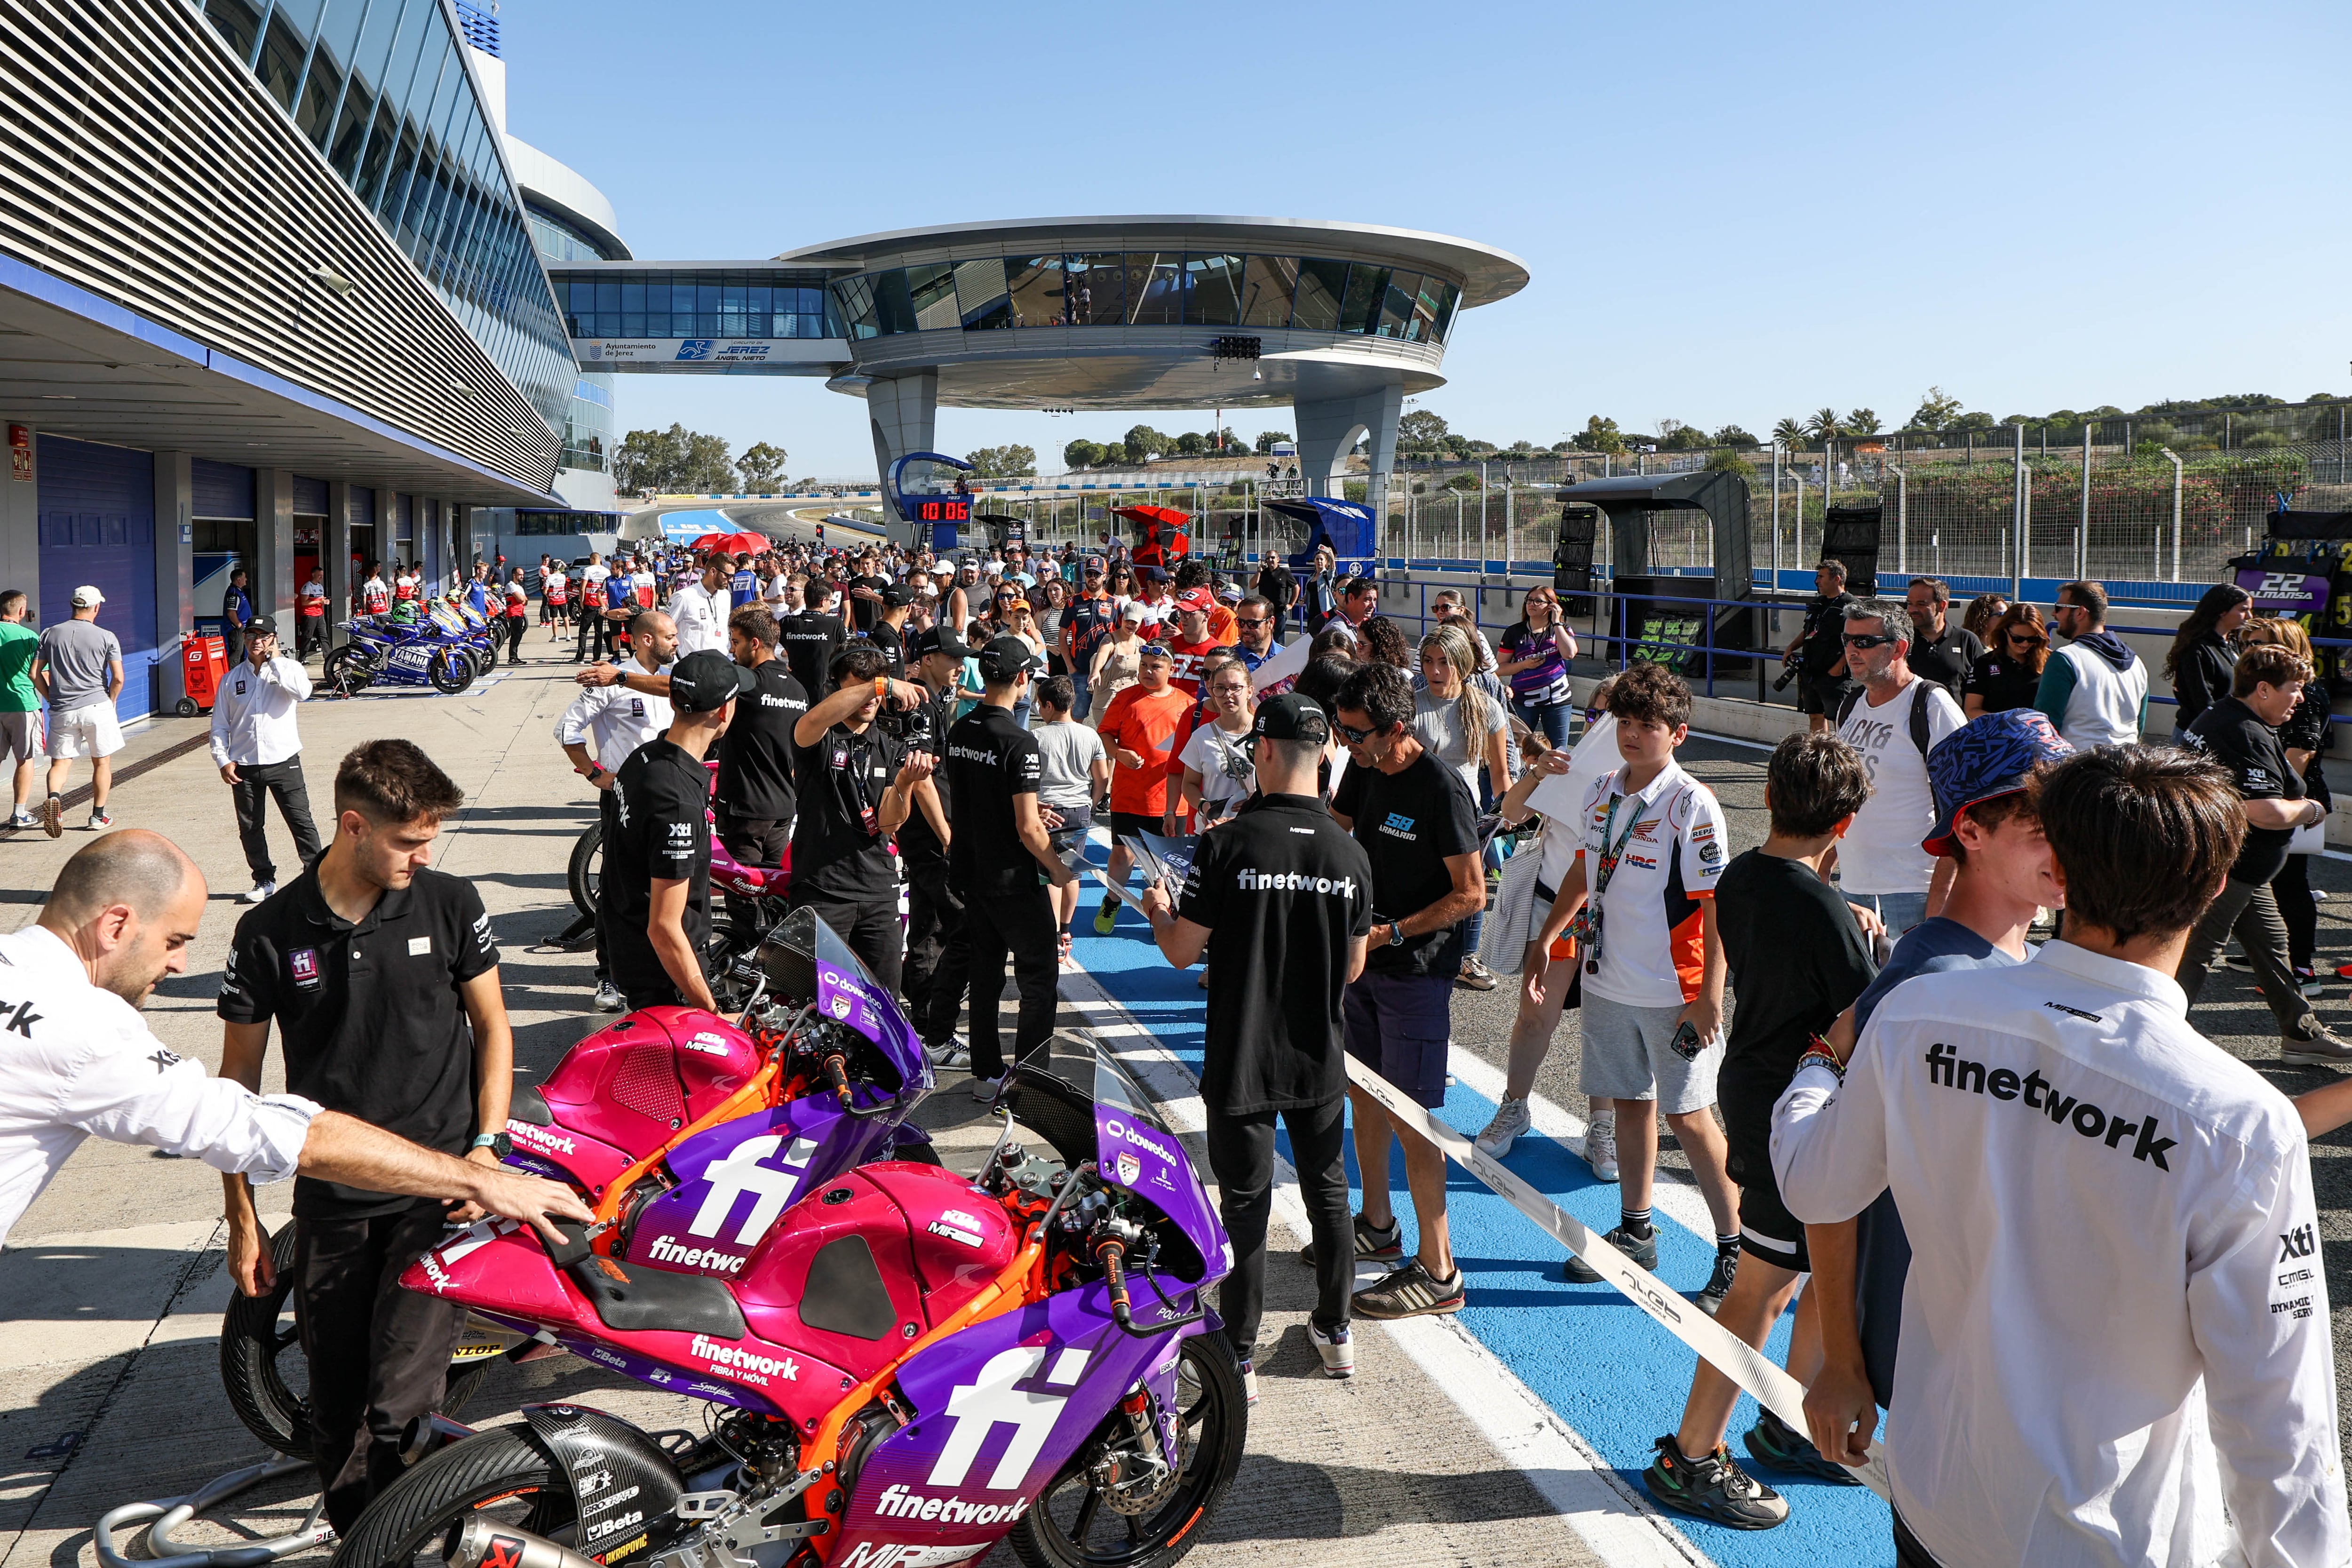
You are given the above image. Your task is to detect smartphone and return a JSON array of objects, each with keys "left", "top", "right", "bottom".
[{"left": 1668, "top": 1020, "right": 1705, "bottom": 1061}]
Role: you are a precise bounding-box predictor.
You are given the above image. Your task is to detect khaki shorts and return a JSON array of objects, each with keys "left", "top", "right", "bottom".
[
  {"left": 47, "top": 700, "right": 124, "bottom": 760},
  {"left": 0, "top": 710, "right": 40, "bottom": 764}
]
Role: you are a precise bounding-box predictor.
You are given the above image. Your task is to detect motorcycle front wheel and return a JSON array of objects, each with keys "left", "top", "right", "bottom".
[
  {"left": 1010, "top": 1331, "right": 1248, "bottom": 1568},
  {"left": 329, "top": 1425, "right": 572, "bottom": 1568},
  {"left": 428, "top": 648, "right": 474, "bottom": 695},
  {"left": 220, "top": 1226, "right": 492, "bottom": 1461}
]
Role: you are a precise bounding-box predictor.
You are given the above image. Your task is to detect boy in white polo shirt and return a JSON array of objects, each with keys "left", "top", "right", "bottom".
[{"left": 1528, "top": 661, "right": 1743, "bottom": 1306}]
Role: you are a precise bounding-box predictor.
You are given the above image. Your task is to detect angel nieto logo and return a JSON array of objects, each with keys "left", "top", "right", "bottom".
[{"left": 1115, "top": 1151, "right": 1141, "bottom": 1186}]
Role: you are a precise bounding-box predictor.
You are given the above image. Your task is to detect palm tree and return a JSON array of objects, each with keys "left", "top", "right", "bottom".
[
  {"left": 1804, "top": 407, "right": 1843, "bottom": 443},
  {"left": 1771, "top": 416, "right": 1806, "bottom": 450}
]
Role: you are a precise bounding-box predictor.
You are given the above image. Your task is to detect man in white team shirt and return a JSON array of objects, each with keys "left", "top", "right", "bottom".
[
  {"left": 668, "top": 558, "right": 731, "bottom": 657},
  {"left": 559, "top": 611, "right": 677, "bottom": 1012},
  {"left": 1773, "top": 745, "right": 2347, "bottom": 1568},
  {"left": 1830, "top": 595, "right": 1966, "bottom": 940},
  {"left": 0, "top": 831, "right": 590, "bottom": 1250}
]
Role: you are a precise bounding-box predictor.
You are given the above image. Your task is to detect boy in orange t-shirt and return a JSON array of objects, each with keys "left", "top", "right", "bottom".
[{"left": 1089, "top": 644, "right": 1195, "bottom": 933}]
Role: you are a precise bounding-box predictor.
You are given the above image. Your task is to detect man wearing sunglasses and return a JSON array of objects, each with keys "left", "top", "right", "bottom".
[
  {"left": 1232, "top": 595, "right": 1283, "bottom": 674},
  {"left": 1061, "top": 561, "right": 1116, "bottom": 720},
  {"left": 1902, "top": 577, "right": 1982, "bottom": 705},
  {"left": 1831, "top": 597, "right": 1967, "bottom": 942}
]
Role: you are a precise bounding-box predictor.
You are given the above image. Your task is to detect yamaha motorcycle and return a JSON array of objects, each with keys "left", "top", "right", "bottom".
[
  {"left": 325, "top": 614, "right": 484, "bottom": 696},
  {"left": 329, "top": 963, "right": 1243, "bottom": 1568},
  {"left": 220, "top": 910, "right": 928, "bottom": 1463}
]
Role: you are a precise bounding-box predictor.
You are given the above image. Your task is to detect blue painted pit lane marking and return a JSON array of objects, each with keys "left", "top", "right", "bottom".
[{"left": 1066, "top": 837, "right": 1895, "bottom": 1568}]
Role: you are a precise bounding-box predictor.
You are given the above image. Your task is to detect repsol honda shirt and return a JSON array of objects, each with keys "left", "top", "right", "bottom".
[
  {"left": 1772, "top": 941, "right": 2347, "bottom": 1568},
  {"left": 1576, "top": 757, "right": 1728, "bottom": 1007}
]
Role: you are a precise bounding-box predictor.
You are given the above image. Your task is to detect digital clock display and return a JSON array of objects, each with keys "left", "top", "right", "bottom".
[{"left": 915, "top": 501, "right": 970, "bottom": 523}]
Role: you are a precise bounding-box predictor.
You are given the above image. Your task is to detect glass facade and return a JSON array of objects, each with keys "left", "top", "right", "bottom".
[
  {"left": 198, "top": 0, "right": 575, "bottom": 433},
  {"left": 526, "top": 207, "right": 615, "bottom": 264},
  {"left": 561, "top": 375, "right": 612, "bottom": 472},
  {"left": 557, "top": 271, "right": 836, "bottom": 341},
  {"left": 826, "top": 253, "right": 1460, "bottom": 344}
]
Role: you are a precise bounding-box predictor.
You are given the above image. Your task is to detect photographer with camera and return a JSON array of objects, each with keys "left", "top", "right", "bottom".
[{"left": 788, "top": 645, "right": 933, "bottom": 991}]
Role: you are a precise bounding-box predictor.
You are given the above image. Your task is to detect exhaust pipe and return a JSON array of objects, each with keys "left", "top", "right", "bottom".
[{"left": 446, "top": 1515, "right": 604, "bottom": 1568}]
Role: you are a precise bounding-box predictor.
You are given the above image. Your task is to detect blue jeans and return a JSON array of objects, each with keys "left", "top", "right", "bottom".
[
  {"left": 1070, "top": 671, "right": 1091, "bottom": 722},
  {"left": 1513, "top": 696, "right": 1573, "bottom": 748}
]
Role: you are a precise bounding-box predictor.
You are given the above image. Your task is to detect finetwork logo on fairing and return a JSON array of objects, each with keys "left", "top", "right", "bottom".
[
  {"left": 687, "top": 1334, "right": 798, "bottom": 1384},
  {"left": 870, "top": 1486, "right": 1033, "bottom": 1525},
  {"left": 645, "top": 1234, "right": 748, "bottom": 1274},
  {"left": 508, "top": 1123, "right": 577, "bottom": 1155},
  {"left": 927, "top": 1345, "right": 1091, "bottom": 1489}
]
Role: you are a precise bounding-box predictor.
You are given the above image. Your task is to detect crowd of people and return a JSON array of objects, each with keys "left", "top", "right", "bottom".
[{"left": 3, "top": 524, "right": 2349, "bottom": 1567}]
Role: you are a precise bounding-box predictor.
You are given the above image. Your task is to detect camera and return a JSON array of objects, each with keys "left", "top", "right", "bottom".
[{"left": 1772, "top": 653, "right": 1800, "bottom": 692}]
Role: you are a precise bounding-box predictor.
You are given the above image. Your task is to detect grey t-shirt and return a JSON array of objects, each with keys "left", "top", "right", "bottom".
[
  {"left": 1411, "top": 680, "right": 1508, "bottom": 796},
  {"left": 36, "top": 620, "right": 121, "bottom": 713},
  {"left": 1032, "top": 719, "right": 1105, "bottom": 808}
]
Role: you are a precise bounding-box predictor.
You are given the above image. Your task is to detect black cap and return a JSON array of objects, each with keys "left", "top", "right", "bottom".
[
  {"left": 669, "top": 649, "right": 757, "bottom": 712},
  {"left": 978, "top": 635, "right": 1047, "bottom": 683},
  {"left": 245, "top": 614, "right": 277, "bottom": 637},
  {"left": 914, "top": 624, "right": 975, "bottom": 660},
  {"left": 881, "top": 583, "right": 916, "bottom": 607},
  {"left": 1250, "top": 693, "right": 1329, "bottom": 745},
  {"left": 1081, "top": 558, "right": 1105, "bottom": 576},
  {"left": 1133, "top": 564, "right": 1168, "bottom": 582}
]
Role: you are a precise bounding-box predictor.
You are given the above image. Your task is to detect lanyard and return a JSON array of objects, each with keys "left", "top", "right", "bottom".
[{"left": 1574, "top": 785, "right": 1652, "bottom": 971}]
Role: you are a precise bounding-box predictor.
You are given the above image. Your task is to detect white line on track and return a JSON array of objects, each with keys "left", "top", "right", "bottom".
[{"left": 1056, "top": 957, "right": 1711, "bottom": 1568}]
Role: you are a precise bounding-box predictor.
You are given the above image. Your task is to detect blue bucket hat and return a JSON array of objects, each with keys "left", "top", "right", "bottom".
[{"left": 1921, "top": 708, "right": 2074, "bottom": 857}]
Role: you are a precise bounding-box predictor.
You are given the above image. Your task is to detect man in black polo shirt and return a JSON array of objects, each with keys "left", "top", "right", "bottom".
[
  {"left": 868, "top": 582, "right": 914, "bottom": 679},
  {"left": 789, "top": 643, "right": 932, "bottom": 991},
  {"left": 781, "top": 579, "right": 847, "bottom": 700},
  {"left": 1140, "top": 694, "right": 1371, "bottom": 1387},
  {"left": 1782, "top": 558, "right": 1856, "bottom": 733},
  {"left": 945, "top": 637, "right": 1078, "bottom": 1098},
  {"left": 715, "top": 606, "right": 807, "bottom": 930},
  {"left": 1903, "top": 576, "right": 1983, "bottom": 703},
  {"left": 902, "top": 625, "right": 974, "bottom": 1067},
  {"left": 605, "top": 650, "right": 756, "bottom": 1011},
  {"left": 217, "top": 740, "right": 509, "bottom": 1532}
]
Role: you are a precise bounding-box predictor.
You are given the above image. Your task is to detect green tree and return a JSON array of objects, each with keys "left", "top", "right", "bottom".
[
  {"left": 1657, "top": 419, "right": 1710, "bottom": 451},
  {"left": 1123, "top": 425, "right": 1170, "bottom": 463},
  {"left": 1712, "top": 424, "right": 1760, "bottom": 448},
  {"left": 1771, "top": 416, "right": 1807, "bottom": 449},
  {"left": 1948, "top": 411, "right": 1997, "bottom": 432},
  {"left": 736, "top": 441, "right": 790, "bottom": 493},
  {"left": 1907, "top": 386, "right": 1963, "bottom": 433},
  {"left": 679, "top": 430, "right": 737, "bottom": 492},
  {"left": 1064, "top": 438, "right": 1105, "bottom": 470},
  {"left": 1845, "top": 408, "right": 1881, "bottom": 436},
  {"left": 965, "top": 444, "right": 1037, "bottom": 478},
  {"left": 1398, "top": 409, "right": 1449, "bottom": 447},
  {"left": 1571, "top": 414, "right": 1626, "bottom": 454},
  {"left": 1804, "top": 407, "right": 1844, "bottom": 444},
  {"left": 1175, "top": 431, "right": 1207, "bottom": 456},
  {"left": 1705, "top": 449, "right": 1758, "bottom": 480},
  {"left": 612, "top": 424, "right": 685, "bottom": 495},
  {"left": 1253, "top": 430, "right": 1293, "bottom": 454}
]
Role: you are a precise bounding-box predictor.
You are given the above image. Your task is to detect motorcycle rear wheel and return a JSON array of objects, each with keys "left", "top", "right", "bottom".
[
  {"left": 220, "top": 1226, "right": 491, "bottom": 1461},
  {"left": 329, "top": 1425, "right": 572, "bottom": 1568},
  {"left": 567, "top": 819, "right": 603, "bottom": 917},
  {"left": 1009, "top": 1331, "right": 1248, "bottom": 1568},
  {"left": 324, "top": 645, "right": 375, "bottom": 694}
]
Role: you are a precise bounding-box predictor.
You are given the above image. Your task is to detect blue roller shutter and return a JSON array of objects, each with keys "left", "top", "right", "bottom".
[
  {"left": 192, "top": 459, "right": 255, "bottom": 519},
  {"left": 38, "top": 435, "right": 157, "bottom": 721}
]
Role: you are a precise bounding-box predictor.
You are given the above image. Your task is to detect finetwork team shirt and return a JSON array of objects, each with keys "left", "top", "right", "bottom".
[
  {"left": 1178, "top": 794, "right": 1375, "bottom": 1116},
  {"left": 1773, "top": 942, "right": 2347, "bottom": 1568},
  {"left": 780, "top": 610, "right": 846, "bottom": 701},
  {"left": 218, "top": 866, "right": 500, "bottom": 1218},
  {"left": 1334, "top": 749, "right": 1478, "bottom": 978},
  {"left": 604, "top": 737, "right": 714, "bottom": 999},
  {"left": 788, "top": 722, "right": 906, "bottom": 901},
  {"left": 2184, "top": 694, "right": 2305, "bottom": 887},
  {"left": 1834, "top": 678, "right": 1966, "bottom": 895},
  {"left": 715, "top": 659, "right": 809, "bottom": 827},
  {"left": 1574, "top": 756, "right": 1729, "bottom": 1008},
  {"left": 944, "top": 703, "right": 1046, "bottom": 899}
]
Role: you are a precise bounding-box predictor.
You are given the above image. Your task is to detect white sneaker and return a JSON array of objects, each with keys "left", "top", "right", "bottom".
[
  {"left": 1474, "top": 1097, "right": 1532, "bottom": 1158},
  {"left": 1239, "top": 1360, "right": 1259, "bottom": 1405},
  {"left": 1308, "top": 1321, "right": 1354, "bottom": 1379},
  {"left": 970, "top": 1073, "right": 1004, "bottom": 1102},
  {"left": 242, "top": 881, "right": 275, "bottom": 903},
  {"left": 593, "top": 979, "right": 624, "bottom": 1013},
  {"left": 7, "top": 810, "right": 35, "bottom": 829},
  {"left": 926, "top": 1036, "right": 971, "bottom": 1071},
  {"left": 1585, "top": 1110, "right": 1620, "bottom": 1182},
  {"left": 86, "top": 809, "right": 114, "bottom": 829}
]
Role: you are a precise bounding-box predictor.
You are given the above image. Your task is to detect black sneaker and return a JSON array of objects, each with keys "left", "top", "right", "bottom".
[
  {"left": 1298, "top": 1212, "right": 1403, "bottom": 1267},
  {"left": 1697, "top": 1249, "right": 1738, "bottom": 1316},
  {"left": 1561, "top": 1224, "right": 1657, "bottom": 1283},
  {"left": 1351, "top": 1259, "right": 1465, "bottom": 1320},
  {"left": 1642, "top": 1435, "right": 1789, "bottom": 1528},
  {"left": 1742, "top": 1406, "right": 1862, "bottom": 1485}
]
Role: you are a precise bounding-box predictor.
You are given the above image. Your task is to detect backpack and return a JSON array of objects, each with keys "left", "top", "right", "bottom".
[{"left": 1836, "top": 678, "right": 1936, "bottom": 762}]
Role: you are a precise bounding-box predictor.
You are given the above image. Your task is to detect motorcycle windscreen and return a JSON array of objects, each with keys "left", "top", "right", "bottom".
[{"left": 760, "top": 907, "right": 930, "bottom": 1098}]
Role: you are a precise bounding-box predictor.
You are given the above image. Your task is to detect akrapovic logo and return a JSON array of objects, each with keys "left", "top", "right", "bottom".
[
  {"left": 1234, "top": 868, "right": 1357, "bottom": 897},
  {"left": 1922, "top": 1043, "right": 2177, "bottom": 1169}
]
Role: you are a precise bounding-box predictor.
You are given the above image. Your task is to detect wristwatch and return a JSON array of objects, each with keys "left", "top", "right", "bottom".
[
  {"left": 471, "top": 1131, "right": 513, "bottom": 1160},
  {"left": 1387, "top": 923, "right": 1406, "bottom": 947}
]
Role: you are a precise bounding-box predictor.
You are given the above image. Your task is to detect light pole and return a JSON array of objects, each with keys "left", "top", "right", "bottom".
[
  {"left": 1887, "top": 461, "right": 1907, "bottom": 575},
  {"left": 2162, "top": 446, "right": 2184, "bottom": 582}
]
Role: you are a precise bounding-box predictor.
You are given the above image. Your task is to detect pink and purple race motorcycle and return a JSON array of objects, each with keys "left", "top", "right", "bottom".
[{"left": 330, "top": 917, "right": 1244, "bottom": 1568}]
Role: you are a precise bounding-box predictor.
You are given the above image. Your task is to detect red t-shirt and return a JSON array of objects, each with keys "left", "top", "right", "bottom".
[
  {"left": 1163, "top": 635, "right": 1219, "bottom": 697},
  {"left": 1096, "top": 684, "right": 1194, "bottom": 817}
]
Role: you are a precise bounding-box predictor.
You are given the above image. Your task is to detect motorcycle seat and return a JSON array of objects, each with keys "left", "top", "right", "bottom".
[{"left": 568, "top": 1254, "right": 746, "bottom": 1339}]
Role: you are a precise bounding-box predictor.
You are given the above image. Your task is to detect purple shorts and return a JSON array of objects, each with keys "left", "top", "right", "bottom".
[{"left": 1343, "top": 970, "right": 1453, "bottom": 1109}]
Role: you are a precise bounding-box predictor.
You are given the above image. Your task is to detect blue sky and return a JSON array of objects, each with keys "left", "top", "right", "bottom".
[{"left": 499, "top": 0, "right": 2350, "bottom": 480}]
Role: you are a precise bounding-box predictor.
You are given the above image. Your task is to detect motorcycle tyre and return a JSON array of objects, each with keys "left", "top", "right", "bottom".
[
  {"left": 1008, "top": 1332, "right": 1248, "bottom": 1568},
  {"left": 221, "top": 1226, "right": 489, "bottom": 1462},
  {"left": 567, "top": 820, "right": 603, "bottom": 917},
  {"left": 705, "top": 916, "right": 775, "bottom": 1015},
  {"left": 324, "top": 646, "right": 375, "bottom": 695},
  {"left": 477, "top": 636, "right": 499, "bottom": 671},
  {"left": 428, "top": 649, "right": 474, "bottom": 695},
  {"left": 328, "top": 1425, "right": 572, "bottom": 1568}
]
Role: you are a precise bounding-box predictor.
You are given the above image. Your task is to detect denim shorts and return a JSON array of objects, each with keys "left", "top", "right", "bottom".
[{"left": 1343, "top": 970, "right": 1454, "bottom": 1109}]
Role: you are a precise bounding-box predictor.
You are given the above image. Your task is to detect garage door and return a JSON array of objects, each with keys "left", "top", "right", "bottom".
[{"left": 38, "top": 435, "right": 157, "bottom": 722}]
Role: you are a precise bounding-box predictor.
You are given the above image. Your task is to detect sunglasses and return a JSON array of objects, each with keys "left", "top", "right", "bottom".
[
  {"left": 2006, "top": 632, "right": 2046, "bottom": 647},
  {"left": 1842, "top": 632, "right": 1895, "bottom": 649},
  {"left": 1235, "top": 616, "right": 1268, "bottom": 628},
  {"left": 1337, "top": 720, "right": 1384, "bottom": 744}
]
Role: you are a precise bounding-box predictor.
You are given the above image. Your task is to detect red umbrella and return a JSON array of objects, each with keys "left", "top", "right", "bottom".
[
  {"left": 690, "top": 531, "right": 727, "bottom": 550},
  {"left": 711, "top": 530, "right": 771, "bottom": 556}
]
